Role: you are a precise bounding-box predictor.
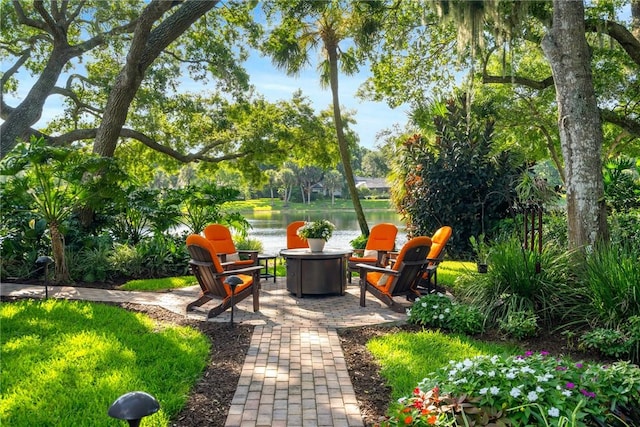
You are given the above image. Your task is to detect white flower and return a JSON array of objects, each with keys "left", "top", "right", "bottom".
[
  {"left": 562, "top": 390, "right": 572, "bottom": 397},
  {"left": 490, "top": 386, "right": 500, "bottom": 395},
  {"left": 520, "top": 366, "right": 535, "bottom": 374},
  {"left": 548, "top": 407, "right": 560, "bottom": 417},
  {"left": 463, "top": 359, "right": 473, "bottom": 368},
  {"left": 536, "top": 386, "right": 544, "bottom": 393},
  {"left": 527, "top": 391, "right": 538, "bottom": 402},
  {"left": 433, "top": 315, "right": 438, "bottom": 319},
  {"left": 479, "top": 387, "right": 488, "bottom": 395},
  {"left": 438, "top": 314, "right": 445, "bottom": 320},
  {"left": 487, "top": 370, "right": 496, "bottom": 377},
  {"left": 406, "top": 308, "right": 412, "bottom": 316},
  {"left": 506, "top": 372, "right": 516, "bottom": 379},
  {"left": 476, "top": 370, "right": 485, "bottom": 376},
  {"left": 432, "top": 305, "right": 439, "bottom": 309},
  {"left": 444, "top": 308, "right": 451, "bottom": 313},
  {"left": 510, "top": 387, "right": 522, "bottom": 398},
  {"left": 421, "top": 302, "right": 427, "bottom": 307}
]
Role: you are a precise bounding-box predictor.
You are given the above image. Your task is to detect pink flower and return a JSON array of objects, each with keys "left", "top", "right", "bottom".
[{"left": 566, "top": 382, "right": 575, "bottom": 389}]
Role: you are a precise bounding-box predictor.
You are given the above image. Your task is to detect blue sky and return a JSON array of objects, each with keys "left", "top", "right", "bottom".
[
  {"left": 9, "top": 50, "right": 407, "bottom": 151},
  {"left": 242, "top": 51, "right": 409, "bottom": 149}
]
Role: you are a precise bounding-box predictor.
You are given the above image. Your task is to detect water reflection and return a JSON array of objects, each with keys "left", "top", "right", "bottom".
[{"left": 245, "top": 210, "right": 408, "bottom": 255}]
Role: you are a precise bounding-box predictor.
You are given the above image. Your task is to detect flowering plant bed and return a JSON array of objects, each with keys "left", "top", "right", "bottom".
[
  {"left": 296, "top": 219, "right": 335, "bottom": 241},
  {"left": 381, "top": 351, "right": 640, "bottom": 426}
]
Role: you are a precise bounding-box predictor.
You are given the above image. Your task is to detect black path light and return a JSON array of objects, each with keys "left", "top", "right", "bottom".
[
  {"left": 225, "top": 275, "right": 243, "bottom": 326},
  {"left": 35, "top": 256, "right": 54, "bottom": 299},
  {"left": 108, "top": 391, "right": 160, "bottom": 427}
]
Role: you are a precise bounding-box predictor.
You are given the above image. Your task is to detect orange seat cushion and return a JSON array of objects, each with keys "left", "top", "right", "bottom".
[{"left": 222, "top": 274, "right": 254, "bottom": 295}]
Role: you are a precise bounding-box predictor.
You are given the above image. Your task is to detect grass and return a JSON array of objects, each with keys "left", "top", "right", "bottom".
[
  {"left": 0, "top": 299, "right": 210, "bottom": 427},
  {"left": 366, "top": 329, "right": 521, "bottom": 401},
  {"left": 434, "top": 260, "right": 475, "bottom": 288},
  {"left": 225, "top": 197, "right": 395, "bottom": 213},
  {"left": 120, "top": 275, "right": 198, "bottom": 291}
]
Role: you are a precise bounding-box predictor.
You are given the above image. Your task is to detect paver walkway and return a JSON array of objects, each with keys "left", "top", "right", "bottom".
[{"left": 1, "top": 277, "right": 411, "bottom": 426}]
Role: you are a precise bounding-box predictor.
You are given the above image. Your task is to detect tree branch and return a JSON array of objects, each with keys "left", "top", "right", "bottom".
[
  {"left": 50, "top": 86, "right": 103, "bottom": 116},
  {"left": 600, "top": 108, "right": 640, "bottom": 138},
  {"left": 13, "top": 0, "right": 48, "bottom": 32},
  {"left": 585, "top": 18, "right": 640, "bottom": 67},
  {"left": 482, "top": 73, "right": 555, "bottom": 90},
  {"left": 45, "top": 127, "right": 247, "bottom": 163}
]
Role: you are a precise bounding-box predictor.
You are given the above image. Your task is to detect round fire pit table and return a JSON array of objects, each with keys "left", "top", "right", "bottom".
[{"left": 279, "top": 248, "right": 351, "bottom": 297}]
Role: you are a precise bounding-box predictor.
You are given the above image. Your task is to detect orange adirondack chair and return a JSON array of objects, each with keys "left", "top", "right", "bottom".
[
  {"left": 357, "top": 236, "right": 432, "bottom": 312},
  {"left": 204, "top": 224, "right": 258, "bottom": 270},
  {"left": 347, "top": 223, "right": 398, "bottom": 283},
  {"left": 414, "top": 226, "right": 452, "bottom": 294},
  {"left": 286, "top": 221, "right": 308, "bottom": 249},
  {"left": 186, "top": 234, "right": 261, "bottom": 319}
]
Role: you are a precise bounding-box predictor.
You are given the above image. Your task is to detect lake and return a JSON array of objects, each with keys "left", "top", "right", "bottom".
[{"left": 244, "top": 210, "right": 408, "bottom": 255}]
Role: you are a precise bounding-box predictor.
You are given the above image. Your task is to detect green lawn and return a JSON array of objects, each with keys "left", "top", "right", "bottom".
[
  {"left": 0, "top": 299, "right": 210, "bottom": 427},
  {"left": 366, "top": 330, "right": 521, "bottom": 402},
  {"left": 225, "top": 197, "right": 395, "bottom": 213},
  {"left": 120, "top": 275, "right": 197, "bottom": 291}
]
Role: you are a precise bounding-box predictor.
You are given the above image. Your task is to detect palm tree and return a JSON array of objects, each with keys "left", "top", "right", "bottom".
[{"left": 261, "top": 0, "right": 385, "bottom": 236}]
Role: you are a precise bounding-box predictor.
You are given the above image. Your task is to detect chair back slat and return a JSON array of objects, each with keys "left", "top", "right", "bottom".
[
  {"left": 286, "top": 221, "right": 307, "bottom": 249},
  {"left": 387, "top": 237, "right": 432, "bottom": 295},
  {"left": 186, "top": 234, "right": 228, "bottom": 297}
]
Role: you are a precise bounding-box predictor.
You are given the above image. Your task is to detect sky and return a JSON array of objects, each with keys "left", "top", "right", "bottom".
[
  {"left": 6, "top": 46, "right": 408, "bottom": 151},
  {"left": 242, "top": 51, "right": 409, "bottom": 149}
]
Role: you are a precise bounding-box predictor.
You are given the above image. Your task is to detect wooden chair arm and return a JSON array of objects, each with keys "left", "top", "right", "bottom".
[
  {"left": 355, "top": 263, "right": 400, "bottom": 276},
  {"left": 217, "top": 264, "right": 263, "bottom": 277},
  {"left": 239, "top": 250, "right": 259, "bottom": 262}
]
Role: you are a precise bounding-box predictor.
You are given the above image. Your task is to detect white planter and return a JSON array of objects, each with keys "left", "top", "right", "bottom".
[{"left": 307, "top": 238, "right": 326, "bottom": 253}]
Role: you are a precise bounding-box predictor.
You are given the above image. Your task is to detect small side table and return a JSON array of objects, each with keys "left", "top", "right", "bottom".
[{"left": 258, "top": 253, "right": 277, "bottom": 283}]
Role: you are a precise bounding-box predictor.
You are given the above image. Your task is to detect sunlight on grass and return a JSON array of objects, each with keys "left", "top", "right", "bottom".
[
  {"left": 366, "top": 329, "right": 520, "bottom": 401},
  {"left": 437, "top": 260, "right": 475, "bottom": 287},
  {"left": 0, "top": 299, "right": 210, "bottom": 427},
  {"left": 120, "top": 275, "right": 197, "bottom": 291},
  {"left": 225, "top": 198, "right": 395, "bottom": 213}
]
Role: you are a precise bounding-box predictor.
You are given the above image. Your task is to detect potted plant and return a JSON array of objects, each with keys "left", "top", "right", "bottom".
[
  {"left": 469, "top": 234, "right": 490, "bottom": 273},
  {"left": 297, "top": 220, "right": 336, "bottom": 252}
]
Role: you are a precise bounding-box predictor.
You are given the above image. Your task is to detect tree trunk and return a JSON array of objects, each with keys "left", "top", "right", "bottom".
[
  {"left": 49, "top": 221, "right": 69, "bottom": 283},
  {"left": 93, "top": 0, "right": 216, "bottom": 157},
  {"left": 1, "top": 46, "right": 71, "bottom": 157},
  {"left": 326, "top": 44, "right": 370, "bottom": 236},
  {"left": 632, "top": 0, "right": 640, "bottom": 40},
  {"left": 541, "top": 0, "right": 608, "bottom": 249}
]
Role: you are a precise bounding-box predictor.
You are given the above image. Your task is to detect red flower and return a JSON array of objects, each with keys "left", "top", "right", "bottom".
[
  {"left": 404, "top": 415, "right": 413, "bottom": 424},
  {"left": 427, "top": 415, "right": 438, "bottom": 424}
]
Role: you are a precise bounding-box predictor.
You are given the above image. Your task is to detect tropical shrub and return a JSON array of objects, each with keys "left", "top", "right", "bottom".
[
  {"left": 391, "top": 94, "right": 526, "bottom": 257},
  {"left": 497, "top": 310, "right": 539, "bottom": 340},
  {"left": 574, "top": 243, "right": 640, "bottom": 330},
  {"left": 408, "top": 293, "right": 485, "bottom": 335},
  {"left": 579, "top": 315, "right": 640, "bottom": 364},
  {"left": 602, "top": 156, "right": 640, "bottom": 212},
  {"left": 384, "top": 352, "right": 640, "bottom": 426},
  {"left": 459, "top": 238, "right": 579, "bottom": 329}
]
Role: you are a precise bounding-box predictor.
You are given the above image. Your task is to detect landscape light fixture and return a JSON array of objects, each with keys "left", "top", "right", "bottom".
[
  {"left": 225, "top": 275, "right": 243, "bottom": 326},
  {"left": 108, "top": 391, "right": 160, "bottom": 427},
  {"left": 35, "top": 256, "right": 54, "bottom": 299}
]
